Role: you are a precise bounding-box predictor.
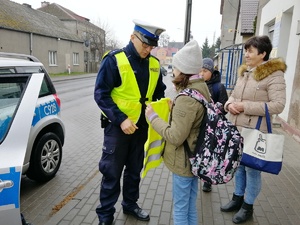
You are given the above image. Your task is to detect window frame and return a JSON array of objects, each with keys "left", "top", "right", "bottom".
[{"left": 49, "top": 51, "right": 57, "bottom": 66}]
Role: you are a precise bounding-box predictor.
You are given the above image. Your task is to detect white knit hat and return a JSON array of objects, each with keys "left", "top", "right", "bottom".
[{"left": 172, "top": 40, "right": 203, "bottom": 74}]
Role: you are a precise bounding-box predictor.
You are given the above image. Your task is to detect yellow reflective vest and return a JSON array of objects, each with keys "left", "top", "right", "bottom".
[
  {"left": 142, "top": 98, "right": 170, "bottom": 178},
  {"left": 111, "top": 51, "right": 160, "bottom": 123}
]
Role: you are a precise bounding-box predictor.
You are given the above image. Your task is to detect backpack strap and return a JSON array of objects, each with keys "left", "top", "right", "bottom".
[
  {"left": 179, "top": 88, "right": 209, "bottom": 106},
  {"left": 178, "top": 88, "right": 208, "bottom": 158}
]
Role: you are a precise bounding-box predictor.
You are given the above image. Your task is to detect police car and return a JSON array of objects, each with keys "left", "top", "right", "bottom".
[
  {"left": 0, "top": 52, "right": 65, "bottom": 183},
  {"left": 0, "top": 72, "right": 44, "bottom": 224}
]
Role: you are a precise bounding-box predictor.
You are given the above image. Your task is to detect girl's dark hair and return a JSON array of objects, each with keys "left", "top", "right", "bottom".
[
  {"left": 244, "top": 35, "right": 272, "bottom": 61},
  {"left": 172, "top": 73, "right": 192, "bottom": 91}
]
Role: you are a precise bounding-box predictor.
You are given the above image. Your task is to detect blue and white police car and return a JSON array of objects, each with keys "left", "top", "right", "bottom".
[
  {"left": 0, "top": 71, "right": 45, "bottom": 224},
  {"left": 0, "top": 52, "right": 65, "bottom": 183}
]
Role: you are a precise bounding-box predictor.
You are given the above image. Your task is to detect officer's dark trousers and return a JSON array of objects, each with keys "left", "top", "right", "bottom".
[{"left": 96, "top": 123, "right": 147, "bottom": 222}]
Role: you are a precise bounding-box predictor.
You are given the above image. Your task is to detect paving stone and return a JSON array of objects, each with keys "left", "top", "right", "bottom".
[{"left": 23, "top": 74, "right": 300, "bottom": 225}]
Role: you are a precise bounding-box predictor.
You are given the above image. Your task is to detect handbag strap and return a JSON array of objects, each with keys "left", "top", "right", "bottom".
[{"left": 255, "top": 103, "right": 272, "bottom": 133}]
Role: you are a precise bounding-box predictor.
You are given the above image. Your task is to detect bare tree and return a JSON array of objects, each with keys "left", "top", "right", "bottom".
[
  {"left": 94, "top": 19, "right": 122, "bottom": 52},
  {"left": 82, "top": 18, "right": 123, "bottom": 63},
  {"left": 81, "top": 20, "right": 105, "bottom": 62},
  {"left": 105, "top": 33, "right": 122, "bottom": 51},
  {"left": 158, "top": 32, "right": 170, "bottom": 47}
]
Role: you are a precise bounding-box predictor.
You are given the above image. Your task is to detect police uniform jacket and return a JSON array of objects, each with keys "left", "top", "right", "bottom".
[
  {"left": 150, "top": 78, "right": 211, "bottom": 177},
  {"left": 94, "top": 41, "right": 166, "bottom": 128}
]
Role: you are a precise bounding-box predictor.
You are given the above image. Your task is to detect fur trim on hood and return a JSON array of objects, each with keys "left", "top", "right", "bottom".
[{"left": 238, "top": 58, "right": 287, "bottom": 81}]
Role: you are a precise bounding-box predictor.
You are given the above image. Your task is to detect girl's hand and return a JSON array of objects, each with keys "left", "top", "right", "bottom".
[
  {"left": 168, "top": 99, "right": 173, "bottom": 111},
  {"left": 145, "top": 104, "right": 155, "bottom": 117}
]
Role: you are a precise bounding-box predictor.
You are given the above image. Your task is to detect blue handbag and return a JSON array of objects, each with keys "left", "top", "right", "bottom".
[{"left": 240, "top": 104, "right": 284, "bottom": 174}]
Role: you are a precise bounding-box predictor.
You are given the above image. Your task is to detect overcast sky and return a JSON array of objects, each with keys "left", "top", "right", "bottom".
[{"left": 12, "top": 0, "right": 222, "bottom": 46}]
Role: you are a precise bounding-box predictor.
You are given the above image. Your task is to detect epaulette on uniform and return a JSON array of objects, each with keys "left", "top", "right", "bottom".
[
  {"left": 108, "top": 49, "right": 124, "bottom": 56},
  {"left": 102, "top": 49, "right": 124, "bottom": 60}
]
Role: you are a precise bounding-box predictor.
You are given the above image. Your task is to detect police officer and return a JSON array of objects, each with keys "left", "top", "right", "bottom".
[{"left": 94, "top": 19, "right": 166, "bottom": 225}]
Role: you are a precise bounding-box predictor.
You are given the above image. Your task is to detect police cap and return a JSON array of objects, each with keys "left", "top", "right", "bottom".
[{"left": 133, "top": 19, "right": 165, "bottom": 47}]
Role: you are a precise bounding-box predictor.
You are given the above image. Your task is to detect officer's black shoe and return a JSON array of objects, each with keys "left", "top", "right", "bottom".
[
  {"left": 232, "top": 202, "right": 253, "bottom": 224},
  {"left": 99, "top": 222, "right": 112, "bottom": 225},
  {"left": 202, "top": 182, "right": 212, "bottom": 192},
  {"left": 220, "top": 194, "right": 244, "bottom": 212},
  {"left": 98, "top": 217, "right": 113, "bottom": 225},
  {"left": 123, "top": 207, "right": 150, "bottom": 221}
]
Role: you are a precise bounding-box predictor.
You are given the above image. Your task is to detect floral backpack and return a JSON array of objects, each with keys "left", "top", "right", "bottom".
[{"left": 178, "top": 88, "right": 243, "bottom": 185}]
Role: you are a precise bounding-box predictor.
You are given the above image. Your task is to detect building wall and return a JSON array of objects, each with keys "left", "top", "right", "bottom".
[
  {"left": 156, "top": 48, "right": 167, "bottom": 65},
  {"left": 259, "top": 0, "right": 300, "bottom": 126},
  {"left": 256, "top": 0, "right": 270, "bottom": 36},
  {"left": 62, "top": 20, "right": 104, "bottom": 73},
  {"left": 0, "top": 29, "right": 84, "bottom": 74},
  {"left": 220, "top": 0, "right": 240, "bottom": 49},
  {"left": 0, "top": 30, "right": 31, "bottom": 54}
]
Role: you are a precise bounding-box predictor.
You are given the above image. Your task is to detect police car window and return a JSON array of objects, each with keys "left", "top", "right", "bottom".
[
  {"left": 17, "top": 67, "right": 51, "bottom": 97},
  {"left": 21, "top": 67, "right": 50, "bottom": 96},
  {"left": 0, "top": 77, "right": 28, "bottom": 143},
  {"left": 0, "top": 68, "right": 16, "bottom": 74},
  {"left": 21, "top": 67, "right": 44, "bottom": 73},
  {"left": 39, "top": 79, "right": 51, "bottom": 96}
]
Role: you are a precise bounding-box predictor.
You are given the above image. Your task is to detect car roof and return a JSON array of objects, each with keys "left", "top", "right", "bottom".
[
  {"left": 0, "top": 59, "right": 43, "bottom": 67},
  {"left": 0, "top": 52, "right": 43, "bottom": 67}
]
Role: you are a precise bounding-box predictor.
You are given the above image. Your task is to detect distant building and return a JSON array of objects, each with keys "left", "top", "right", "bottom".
[
  {"left": 38, "top": 1, "right": 105, "bottom": 72},
  {"left": 0, "top": 1, "right": 104, "bottom": 73},
  {"left": 151, "top": 42, "right": 183, "bottom": 66},
  {"left": 218, "top": 0, "right": 300, "bottom": 142}
]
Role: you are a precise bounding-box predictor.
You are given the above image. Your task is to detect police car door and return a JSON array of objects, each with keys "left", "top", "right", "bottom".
[{"left": 0, "top": 73, "right": 44, "bottom": 225}]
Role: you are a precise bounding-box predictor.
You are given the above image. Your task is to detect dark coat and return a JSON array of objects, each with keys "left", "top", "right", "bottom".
[{"left": 205, "top": 70, "right": 228, "bottom": 111}]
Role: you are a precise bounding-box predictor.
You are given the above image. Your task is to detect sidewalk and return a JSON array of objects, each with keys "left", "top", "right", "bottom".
[
  {"left": 45, "top": 74, "right": 300, "bottom": 225},
  {"left": 50, "top": 73, "right": 97, "bottom": 82}
]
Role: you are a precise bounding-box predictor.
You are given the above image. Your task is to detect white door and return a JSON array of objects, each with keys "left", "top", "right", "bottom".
[{"left": 0, "top": 73, "right": 44, "bottom": 224}]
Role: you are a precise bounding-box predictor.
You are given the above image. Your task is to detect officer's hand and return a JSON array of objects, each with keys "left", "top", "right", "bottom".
[{"left": 120, "top": 118, "right": 138, "bottom": 135}]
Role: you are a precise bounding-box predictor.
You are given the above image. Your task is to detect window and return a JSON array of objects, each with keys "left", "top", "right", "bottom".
[
  {"left": 73, "top": 53, "right": 79, "bottom": 65},
  {"left": 0, "top": 76, "right": 28, "bottom": 142},
  {"left": 268, "top": 24, "right": 274, "bottom": 44},
  {"left": 49, "top": 51, "right": 57, "bottom": 66}
]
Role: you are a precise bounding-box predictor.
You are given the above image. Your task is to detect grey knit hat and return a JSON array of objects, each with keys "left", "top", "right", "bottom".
[
  {"left": 172, "top": 40, "right": 203, "bottom": 74},
  {"left": 202, "top": 58, "right": 214, "bottom": 73}
]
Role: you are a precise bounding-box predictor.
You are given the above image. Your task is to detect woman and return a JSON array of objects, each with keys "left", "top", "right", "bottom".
[
  {"left": 221, "top": 35, "right": 286, "bottom": 224},
  {"left": 145, "top": 40, "right": 211, "bottom": 225}
]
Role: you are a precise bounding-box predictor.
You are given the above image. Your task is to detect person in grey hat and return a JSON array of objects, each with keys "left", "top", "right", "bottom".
[
  {"left": 199, "top": 58, "right": 228, "bottom": 192},
  {"left": 145, "top": 40, "right": 211, "bottom": 225},
  {"left": 94, "top": 19, "right": 166, "bottom": 225}
]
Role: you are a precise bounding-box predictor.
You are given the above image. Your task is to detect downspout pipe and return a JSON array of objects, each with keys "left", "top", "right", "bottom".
[{"left": 30, "top": 33, "right": 33, "bottom": 55}]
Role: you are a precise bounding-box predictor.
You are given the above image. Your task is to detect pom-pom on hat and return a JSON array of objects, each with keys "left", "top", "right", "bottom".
[
  {"left": 172, "top": 40, "right": 203, "bottom": 74},
  {"left": 133, "top": 19, "right": 165, "bottom": 47},
  {"left": 202, "top": 58, "right": 214, "bottom": 73}
]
